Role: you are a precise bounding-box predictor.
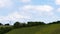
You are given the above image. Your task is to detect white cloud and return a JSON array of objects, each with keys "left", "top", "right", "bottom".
[
  {"left": 0, "top": 0, "right": 13, "bottom": 8},
  {"left": 20, "top": 5, "right": 54, "bottom": 20},
  {"left": 0, "top": 12, "right": 31, "bottom": 24},
  {"left": 55, "top": 0, "right": 60, "bottom": 5},
  {"left": 21, "top": 5, "right": 53, "bottom": 12},
  {"left": 19, "top": 5, "right": 58, "bottom": 23},
  {"left": 20, "top": 0, "right": 31, "bottom": 3},
  {"left": 57, "top": 8, "right": 60, "bottom": 12}
]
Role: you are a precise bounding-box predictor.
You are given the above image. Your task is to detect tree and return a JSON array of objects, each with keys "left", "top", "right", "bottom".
[
  {"left": 0, "top": 23, "right": 3, "bottom": 25},
  {"left": 13, "top": 22, "right": 21, "bottom": 28},
  {"left": 48, "top": 21, "right": 60, "bottom": 24},
  {"left": 56, "top": 21, "right": 60, "bottom": 24},
  {"left": 22, "top": 23, "right": 27, "bottom": 27},
  {"left": 38, "top": 22, "right": 45, "bottom": 25},
  {"left": 27, "top": 22, "right": 35, "bottom": 26},
  {"left": 28, "top": 21, "right": 45, "bottom": 26},
  {"left": 5, "top": 23, "right": 10, "bottom": 26}
]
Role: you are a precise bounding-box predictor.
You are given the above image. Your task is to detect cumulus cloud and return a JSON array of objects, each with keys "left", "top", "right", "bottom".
[
  {"left": 0, "top": 0, "right": 13, "bottom": 8},
  {"left": 0, "top": 12, "right": 31, "bottom": 24},
  {"left": 55, "top": 0, "right": 60, "bottom": 5},
  {"left": 21, "top": 5, "right": 54, "bottom": 12},
  {"left": 19, "top": 0, "right": 31, "bottom": 3},
  {"left": 19, "top": 5, "right": 56, "bottom": 23},
  {"left": 20, "top": 5, "right": 54, "bottom": 19}
]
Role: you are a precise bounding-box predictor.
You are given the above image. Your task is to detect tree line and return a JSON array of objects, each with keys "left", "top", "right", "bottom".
[
  {"left": 0, "top": 21, "right": 60, "bottom": 34},
  {"left": 0, "top": 21, "right": 60, "bottom": 28},
  {"left": 13, "top": 21, "right": 45, "bottom": 28}
]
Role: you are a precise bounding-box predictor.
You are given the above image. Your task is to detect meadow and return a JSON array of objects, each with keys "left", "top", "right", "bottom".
[{"left": 6, "top": 24, "right": 60, "bottom": 34}]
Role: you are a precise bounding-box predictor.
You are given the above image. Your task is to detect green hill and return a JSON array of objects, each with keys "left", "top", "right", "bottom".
[{"left": 6, "top": 24, "right": 60, "bottom": 34}]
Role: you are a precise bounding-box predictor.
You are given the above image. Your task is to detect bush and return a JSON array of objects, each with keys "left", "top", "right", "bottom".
[
  {"left": 0, "top": 27, "right": 13, "bottom": 34},
  {"left": 13, "top": 22, "right": 22, "bottom": 28}
]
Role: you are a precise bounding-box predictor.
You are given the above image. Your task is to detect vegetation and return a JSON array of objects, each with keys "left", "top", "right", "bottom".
[
  {"left": 6, "top": 24, "right": 60, "bottom": 34},
  {"left": 0, "top": 21, "right": 60, "bottom": 34},
  {"left": 0, "top": 26, "right": 13, "bottom": 34},
  {"left": 6, "top": 25, "right": 46, "bottom": 34}
]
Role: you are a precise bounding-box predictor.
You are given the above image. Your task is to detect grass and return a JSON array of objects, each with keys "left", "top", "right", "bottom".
[
  {"left": 36, "top": 24, "right": 60, "bottom": 34},
  {"left": 6, "top": 24, "right": 60, "bottom": 34}
]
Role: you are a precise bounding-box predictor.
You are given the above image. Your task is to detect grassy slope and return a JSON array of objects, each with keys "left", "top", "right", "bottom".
[
  {"left": 36, "top": 24, "right": 60, "bottom": 34},
  {"left": 6, "top": 24, "right": 60, "bottom": 34}
]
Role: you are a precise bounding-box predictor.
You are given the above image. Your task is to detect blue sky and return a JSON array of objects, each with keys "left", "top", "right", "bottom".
[{"left": 0, "top": 0, "right": 60, "bottom": 24}]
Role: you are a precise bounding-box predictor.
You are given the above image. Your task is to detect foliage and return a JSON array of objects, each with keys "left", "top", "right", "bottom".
[
  {"left": 27, "top": 21, "right": 45, "bottom": 26},
  {"left": 5, "top": 23, "right": 10, "bottom": 26},
  {"left": 13, "top": 22, "right": 22, "bottom": 28},
  {"left": 6, "top": 24, "right": 60, "bottom": 34},
  {"left": 48, "top": 21, "right": 60, "bottom": 24},
  {"left": 0, "top": 23, "right": 3, "bottom": 25},
  {"left": 0, "top": 26, "right": 13, "bottom": 34},
  {"left": 0, "top": 21, "right": 60, "bottom": 34}
]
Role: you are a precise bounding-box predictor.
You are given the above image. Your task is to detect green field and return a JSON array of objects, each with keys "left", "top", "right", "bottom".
[{"left": 6, "top": 24, "right": 60, "bottom": 34}]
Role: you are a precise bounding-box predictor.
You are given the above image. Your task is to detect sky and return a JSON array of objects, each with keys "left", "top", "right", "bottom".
[{"left": 0, "top": 0, "right": 60, "bottom": 25}]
